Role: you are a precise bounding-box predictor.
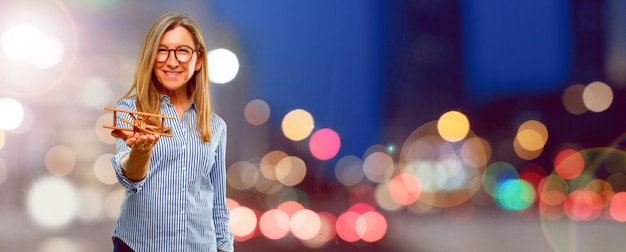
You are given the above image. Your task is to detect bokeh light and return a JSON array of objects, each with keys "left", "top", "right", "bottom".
[
  {"left": 281, "top": 109, "right": 314, "bottom": 141},
  {"left": 244, "top": 99, "right": 271, "bottom": 125},
  {"left": 483, "top": 162, "right": 519, "bottom": 198},
  {"left": 375, "top": 180, "right": 403, "bottom": 211},
  {"left": 208, "top": 48, "right": 240, "bottom": 84},
  {"left": 609, "top": 192, "right": 626, "bottom": 222},
  {"left": 0, "top": 98, "right": 25, "bottom": 130},
  {"left": 277, "top": 200, "right": 305, "bottom": 216},
  {"left": 350, "top": 184, "right": 377, "bottom": 206},
  {"left": 335, "top": 155, "right": 365, "bottom": 187},
  {"left": 519, "top": 163, "right": 548, "bottom": 202},
  {"left": 460, "top": 136, "right": 491, "bottom": 168},
  {"left": 388, "top": 173, "right": 422, "bottom": 206},
  {"left": 582, "top": 81, "right": 613, "bottom": 112},
  {"left": 2, "top": 1, "right": 626, "bottom": 251},
  {"left": 336, "top": 203, "right": 387, "bottom": 243},
  {"left": 516, "top": 120, "right": 548, "bottom": 152},
  {"left": 308, "top": 128, "right": 341, "bottom": 161},
  {"left": 553, "top": 149, "right": 584, "bottom": 180},
  {"left": 335, "top": 210, "right": 361, "bottom": 242},
  {"left": 399, "top": 122, "right": 484, "bottom": 208},
  {"left": 104, "top": 188, "right": 125, "bottom": 220},
  {"left": 44, "top": 145, "right": 76, "bottom": 176},
  {"left": 1, "top": 24, "right": 43, "bottom": 61},
  {"left": 260, "top": 150, "right": 288, "bottom": 181},
  {"left": 259, "top": 209, "right": 290, "bottom": 240},
  {"left": 493, "top": 179, "right": 536, "bottom": 211},
  {"left": 37, "top": 237, "right": 80, "bottom": 252},
  {"left": 278, "top": 188, "right": 310, "bottom": 207},
  {"left": 357, "top": 211, "right": 387, "bottom": 242},
  {"left": 513, "top": 136, "right": 543, "bottom": 160},
  {"left": 437, "top": 110, "right": 470, "bottom": 142},
  {"left": 0, "top": 0, "right": 78, "bottom": 97},
  {"left": 0, "top": 159, "right": 7, "bottom": 185},
  {"left": 538, "top": 175, "right": 568, "bottom": 206},
  {"left": 95, "top": 114, "right": 116, "bottom": 144},
  {"left": 93, "top": 154, "right": 117, "bottom": 184},
  {"left": 26, "top": 176, "right": 78, "bottom": 229},
  {"left": 363, "top": 151, "right": 394, "bottom": 183},
  {"left": 607, "top": 173, "right": 626, "bottom": 193},
  {"left": 79, "top": 76, "right": 113, "bottom": 109},
  {"left": 31, "top": 36, "right": 65, "bottom": 69},
  {"left": 76, "top": 186, "right": 105, "bottom": 223},
  {"left": 65, "top": 0, "right": 124, "bottom": 10},
  {"left": 562, "top": 84, "right": 588, "bottom": 115},
  {"left": 290, "top": 209, "right": 321, "bottom": 240},
  {"left": 301, "top": 212, "right": 336, "bottom": 248},
  {"left": 11, "top": 104, "right": 35, "bottom": 134},
  {"left": 0, "top": 130, "right": 6, "bottom": 150},
  {"left": 230, "top": 206, "right": 258, "bottom": 239},
  {"left": 275, "top": 156, "right": 307, "bottom": 186},
  {"left": 227, "top": 160, "right": 258, "bottom": 191},
  {"left": 1, "top": 24, "right": 65, "bottom": 68},
  {"left": 584, "top": 179, "right": 613, "bottom": 210},
  {"left": 563, "top": 189, "right": 603, "bottom": 221}
]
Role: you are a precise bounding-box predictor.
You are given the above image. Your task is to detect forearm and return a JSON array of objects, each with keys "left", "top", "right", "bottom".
[{"left": 120, "top": 148, "right": 152, "bottom": 181}]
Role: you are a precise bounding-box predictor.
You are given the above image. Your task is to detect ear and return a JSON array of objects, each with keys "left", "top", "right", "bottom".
[{"left": 195, "top": 55, "right": 202, "bottom": 71}]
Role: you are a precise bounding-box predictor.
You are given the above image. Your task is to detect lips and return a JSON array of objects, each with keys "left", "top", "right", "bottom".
[{"left": 164, "top": 71, "right": 181, "bottom": 77}]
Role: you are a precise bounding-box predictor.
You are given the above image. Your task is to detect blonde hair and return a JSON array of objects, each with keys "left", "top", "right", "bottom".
[{"left": 121, "top": 12, "right": 213, "bottom": 142}]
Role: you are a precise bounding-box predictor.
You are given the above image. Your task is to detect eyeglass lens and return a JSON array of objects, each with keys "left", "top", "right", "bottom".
[{"left": 156, "top": 46, "right": 195, "bottom": 62}]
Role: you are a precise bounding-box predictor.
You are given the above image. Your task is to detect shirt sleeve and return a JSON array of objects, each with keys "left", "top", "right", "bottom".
[
  {"left": 109, "top": 98, "right": 147, "bottom": 192},
  {"left": 211, "top": 117, "right": 235, "bottom": 252}
]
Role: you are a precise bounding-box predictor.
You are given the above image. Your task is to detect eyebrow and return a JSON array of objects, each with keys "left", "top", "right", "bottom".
[{"left": 158, "top": 44, "right": 194, "bottom": 48}]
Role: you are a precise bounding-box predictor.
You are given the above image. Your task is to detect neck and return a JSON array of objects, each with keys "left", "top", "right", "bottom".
[{"left": 163, "top": 89, "right": 192, "bottom": 109}]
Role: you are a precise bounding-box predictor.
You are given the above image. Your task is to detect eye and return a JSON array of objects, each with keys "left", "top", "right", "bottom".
[
  {"left": 157, "top": 48, "right": 168, "bottom": 54},
  {"left": 177, "top": 47, "right": 192, "bottom": 54}
]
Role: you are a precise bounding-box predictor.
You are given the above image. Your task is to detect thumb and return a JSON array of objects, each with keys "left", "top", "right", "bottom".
[{"left": 111, "top": 129, "right": 133, "bottom": 140}]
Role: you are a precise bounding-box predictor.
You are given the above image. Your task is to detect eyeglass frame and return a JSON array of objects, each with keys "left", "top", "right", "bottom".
[{"left": 155, "top": 46, "right": 202, "bottom": 63}]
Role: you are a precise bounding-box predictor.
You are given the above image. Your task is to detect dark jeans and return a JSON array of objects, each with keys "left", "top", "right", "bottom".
[{"left": 113, "top": 237, "right": 135, "bottom": 252}]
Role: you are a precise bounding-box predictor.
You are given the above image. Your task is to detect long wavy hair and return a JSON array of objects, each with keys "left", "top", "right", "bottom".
[{"left": 121, "top": 12, "right": 213, "bottom": 142}]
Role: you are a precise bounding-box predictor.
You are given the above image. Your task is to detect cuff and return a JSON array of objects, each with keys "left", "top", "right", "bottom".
[{"left": 111, "top": 151, "right": 147, "bottom": 192}]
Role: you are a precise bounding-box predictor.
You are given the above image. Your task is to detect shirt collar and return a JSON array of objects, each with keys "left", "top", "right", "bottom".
[{"left": 161, "top": 94, "right": 196, "bottom": 109}]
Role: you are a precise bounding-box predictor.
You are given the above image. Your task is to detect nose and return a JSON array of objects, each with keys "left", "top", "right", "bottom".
[{"left": 166, "top": 50, "right": 179, "bottom": 67}]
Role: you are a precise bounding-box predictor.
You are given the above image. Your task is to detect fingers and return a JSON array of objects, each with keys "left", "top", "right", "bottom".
[
  {"left": 126, "top": 133, "right": 161, "bottom": 151},
  {"left": 111, "top": 129, "right": 133, "bottom": 140}
]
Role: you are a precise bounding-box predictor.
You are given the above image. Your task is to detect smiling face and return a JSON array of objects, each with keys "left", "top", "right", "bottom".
[{"left": 153, "top": 25, "right": 202, "bottom": 98}]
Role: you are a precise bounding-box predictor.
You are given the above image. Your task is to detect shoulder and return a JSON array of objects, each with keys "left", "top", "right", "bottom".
[
  {"left": 210, "top": 113, "right": 226, "bottom": 128},
  {"left": 210, "top": 112, "right": 227, "bottom": 134}
]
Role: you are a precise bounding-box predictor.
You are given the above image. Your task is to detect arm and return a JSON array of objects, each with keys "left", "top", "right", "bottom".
[
  {"left": 116, "top": 131, "right": 160, "bottom": 181},
  {"left": 109, "top": 99, "right": 160, "bottom": 190},
  {"left": 211, "top": 119, "right": 234, "bottom": 252}
]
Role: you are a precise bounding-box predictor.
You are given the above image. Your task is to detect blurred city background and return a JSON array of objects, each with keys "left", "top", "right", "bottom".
[{"left": 0, "top": 0, "right": 625, "bottom": 251}]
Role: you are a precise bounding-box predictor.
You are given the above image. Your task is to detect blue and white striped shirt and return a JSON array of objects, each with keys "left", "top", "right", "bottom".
[{"left": 110, "top": 96, "right": 234, "bottom": 252}]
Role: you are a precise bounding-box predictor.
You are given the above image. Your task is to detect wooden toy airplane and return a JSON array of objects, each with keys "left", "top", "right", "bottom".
[{"left": 103, "top": 107, "right": 174, "bottom": 137}]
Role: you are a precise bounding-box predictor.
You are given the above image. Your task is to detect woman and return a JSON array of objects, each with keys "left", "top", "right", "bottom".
[{"left": 109, "top": 12, "right": 234, "bottom": 252}]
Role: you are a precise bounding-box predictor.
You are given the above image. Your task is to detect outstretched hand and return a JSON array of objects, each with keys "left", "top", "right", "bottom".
[{"left": 111, "top": 129, "right": 160, "bottom": 151}]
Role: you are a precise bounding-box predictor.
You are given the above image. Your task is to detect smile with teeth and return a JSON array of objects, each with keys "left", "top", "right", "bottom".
[{"left": 164, "top": 71, "right": 181, "bottom": 77}]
